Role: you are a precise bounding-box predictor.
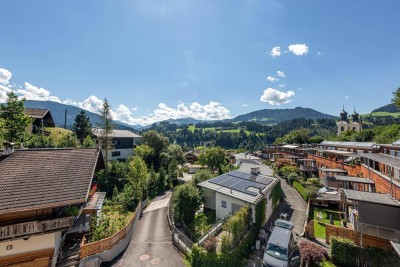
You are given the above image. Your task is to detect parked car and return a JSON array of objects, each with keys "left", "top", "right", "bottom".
[{"left": 262, "top": 219, "right": 299, "bottom": 267}]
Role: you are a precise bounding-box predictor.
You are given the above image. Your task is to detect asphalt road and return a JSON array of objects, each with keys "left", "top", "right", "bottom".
[
  {"left": 108, "top": 192, "right": 184, "bottom": 267},
  {"left": 240, "top": 162, "right": 307, "bottom": 235}
]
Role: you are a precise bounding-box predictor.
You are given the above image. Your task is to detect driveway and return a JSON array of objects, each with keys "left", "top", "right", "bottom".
[
  {"left": 108, "top": 192, "right": 184, "bottom": 267},
  {"left": 240, "top": 163, "right": 307, "bottom": 235},
  {"left": 279, "top": 176, "right": 307, "bottom": 235}
]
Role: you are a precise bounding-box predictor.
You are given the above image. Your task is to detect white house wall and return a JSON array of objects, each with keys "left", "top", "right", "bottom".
[
  {"left": 215, "top": 192, "right": 249, "bottom": 220},
  {"left": 0, "top": 232, "right": 59, "bottom": 257},
  {"left": 203, "top": 189, "right": 216, "bottom": 210}
]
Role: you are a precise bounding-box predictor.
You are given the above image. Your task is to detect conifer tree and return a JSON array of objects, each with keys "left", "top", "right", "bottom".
[
  {"left": 0, "top": 92, "right": 31, "bottom": 143},
  {"left": 98, "top": 98, "right": 114, "bottom": 167},
  {"left": 72, "top": 110, "right": 92, "bottom": 144}
]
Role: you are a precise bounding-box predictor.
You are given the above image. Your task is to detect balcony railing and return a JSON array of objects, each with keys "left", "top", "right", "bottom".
[
  {"left": 299, "top": 165, "right": 317, "bottom": 171},
  {"left": 0, "top": 216, "right": 74, "bottom": 240}
]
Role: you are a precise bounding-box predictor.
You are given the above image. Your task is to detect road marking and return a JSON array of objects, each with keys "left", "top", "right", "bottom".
[{"left": 140, "top": 254, "right": 151, "bottom": 261}]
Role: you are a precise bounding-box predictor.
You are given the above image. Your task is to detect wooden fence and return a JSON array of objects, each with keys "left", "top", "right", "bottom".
[
  {"left": 80, "top": 201, "right": 142, "bottom": 259},
  {"left": 325, "top": 223, "right": 393, "bottom": 251}
]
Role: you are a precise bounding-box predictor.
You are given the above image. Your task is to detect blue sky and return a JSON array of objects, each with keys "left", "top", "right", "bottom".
[{"left": 0, "top": 0, "right": 399, "bottom": 125}]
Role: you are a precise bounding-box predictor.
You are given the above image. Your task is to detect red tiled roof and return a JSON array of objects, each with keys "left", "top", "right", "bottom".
[{"left": 0, "top": 148, "right": 103, "bottom": 215}]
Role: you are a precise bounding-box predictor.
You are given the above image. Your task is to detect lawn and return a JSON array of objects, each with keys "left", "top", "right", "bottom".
[
  {"left": 310, "top": 206, "right": 342, "bottom": 240},
  {"left": 319, "top": 260, "right": 337, "bottom": 267},
  {"left": 361, "top": 111, "right": 400, "bottom": 118}
]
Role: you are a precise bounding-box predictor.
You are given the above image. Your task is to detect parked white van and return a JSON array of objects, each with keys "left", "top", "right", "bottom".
[{"left": 262, "top": 219, "right": 299, "bottom": 267}]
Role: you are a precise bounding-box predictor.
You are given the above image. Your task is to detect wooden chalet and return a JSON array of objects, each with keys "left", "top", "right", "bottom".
[
  {"left": 0, "top": 147, "right": 104, "bottom": 267},
  {"left": 24, "top": 108, "right": 55, "bottom": 135}
]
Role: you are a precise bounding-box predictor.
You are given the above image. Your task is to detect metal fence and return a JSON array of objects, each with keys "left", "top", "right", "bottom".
[
  {"left": 167, "top": 197, "right": 229, "bottom": 254},
  {"left": 197, "top": 214, "right": 229, "bottom": 246}
]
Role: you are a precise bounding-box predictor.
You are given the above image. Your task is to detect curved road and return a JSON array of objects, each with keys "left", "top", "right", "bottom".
[{"left": 109, "top": 192, "right": 184, "bottom": 267}]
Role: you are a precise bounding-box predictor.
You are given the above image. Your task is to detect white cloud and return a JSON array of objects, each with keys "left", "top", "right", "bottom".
[
  {"left": 17, "top": 82, "right": 61, "bottom": 102},
  {"left": 0, "top": 68, "right": 12, "bottom": 85},
  {"left": 288, "top": 44, "right": 309, "bottom": 56},
  {"left": 242, "top": 104, "right": 249, "bottom": 108},
  {"left": 344, "top": 95, "right": 349, "bottom": 100},
  {"left": 269, "top": 46, "right": 281, "bottom": 57},
  {"left": 276, "top": 70, "right": 285, "bottom": 78},
  {"left": 77, "top": 95, "right": 104, "bottom": 113},
  {"left": 0, "top": 67, "right": 231, "bottom": 126},
  {"left": 278, "top": 84, "right": 286, "bottom": 88},
  {"left": 68, "top": 97, "right": 231, "bottom": 126},
  {"left": 0, "top": 85, "right": 12, "bottom": 102},
  {"left": 63, "top": 98, "right": 78, "bottom": 106},
  {"left": 260, "top": 88, "right": 295, "bottom": 105},
  {"left": 267, "top": 76, "right": 279, "bottom": 82}
]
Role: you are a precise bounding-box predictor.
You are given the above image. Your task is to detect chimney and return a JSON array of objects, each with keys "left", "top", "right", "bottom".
[
  {"left": 251, "top": 167, "right": 260, "bottom": 175},
  {"left": 2, "top": 142, "right": 15, "bottom": 156}
]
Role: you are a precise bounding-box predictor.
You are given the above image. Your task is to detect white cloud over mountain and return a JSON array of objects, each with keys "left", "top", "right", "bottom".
[
  {"left": 260, "top": 88, "right": 295, "bottom": 105},
  {"left": 288, "top": 44, "right": 309, "bottom": 56},
  {"left": 0, "top": 67, "right": 232, "bottom": 126},
  {"left": 17, "top": 82, "right": 61, "bottom": 103}
]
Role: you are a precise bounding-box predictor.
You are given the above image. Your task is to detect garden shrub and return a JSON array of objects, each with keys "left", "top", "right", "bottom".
[
  {"left": 304, "top": 185, "right": 319, "bottom": 200},
  {"left": 330, "top": 236, "right": 356, "bottom": 267},
  {"left": 223, "top": 206, "right": 250, "bottom": 249},
  {"left": 172, "top": 183, "right": 202, "bottom": 225},
  {"left": 300, "top": 241, "right": 328, "bottom": 266},
  {"left": 287, "top": 172, "right": 300, "bottom": 185},
  {"left": 293, "top": 180, "right": 308, "bottom": 201}
]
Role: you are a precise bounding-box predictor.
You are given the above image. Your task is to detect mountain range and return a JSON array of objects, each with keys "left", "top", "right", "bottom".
[
  {"left": 24, "top": 100, "right": 138, "bottom": 131},
  {"left": 22, "top": 100, "right": 341, "bottom": 130}
]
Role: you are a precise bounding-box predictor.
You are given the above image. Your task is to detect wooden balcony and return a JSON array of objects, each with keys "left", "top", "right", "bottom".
[{"left": 0, "top": 216, "right": 74, "bottom": 240}]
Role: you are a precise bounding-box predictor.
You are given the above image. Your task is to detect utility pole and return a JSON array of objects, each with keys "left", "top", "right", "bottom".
[{"left": 64, "top": 109, "right": 67, "bottom": 129}]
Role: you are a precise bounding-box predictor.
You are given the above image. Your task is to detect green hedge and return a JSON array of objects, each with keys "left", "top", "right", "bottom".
[
  {"left": 330, "top": 236, "right": 357, "bottom": 267},
  {"left": 185, "top": 230, "right": 257, "bottom": 267},
  {"left": 330, "top": 236, "right": 400, "bottom": 267},
  {"left": 293, "top": 180, "right": 308, "bottom": 201}
]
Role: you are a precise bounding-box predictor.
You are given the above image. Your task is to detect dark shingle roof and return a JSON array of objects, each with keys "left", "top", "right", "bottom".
[
  {"left": 0, "top": 148, "right": 103, "bottom": 215},
  {"left": 24, "top": 108, "right": 49, "bottom": 119},
  {"left": 344, "top": 189, "right": 400, "bottom": 207}
]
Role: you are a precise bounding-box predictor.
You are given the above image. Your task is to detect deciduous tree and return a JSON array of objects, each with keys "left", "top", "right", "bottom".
[{"left": 172, "top": 183, "right": 202, "bottom": 225}]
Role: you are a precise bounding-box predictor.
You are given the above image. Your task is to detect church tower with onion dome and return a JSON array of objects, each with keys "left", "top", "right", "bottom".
[{"left": 337, "top": 107, "right": 362, "bottom": 135}]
